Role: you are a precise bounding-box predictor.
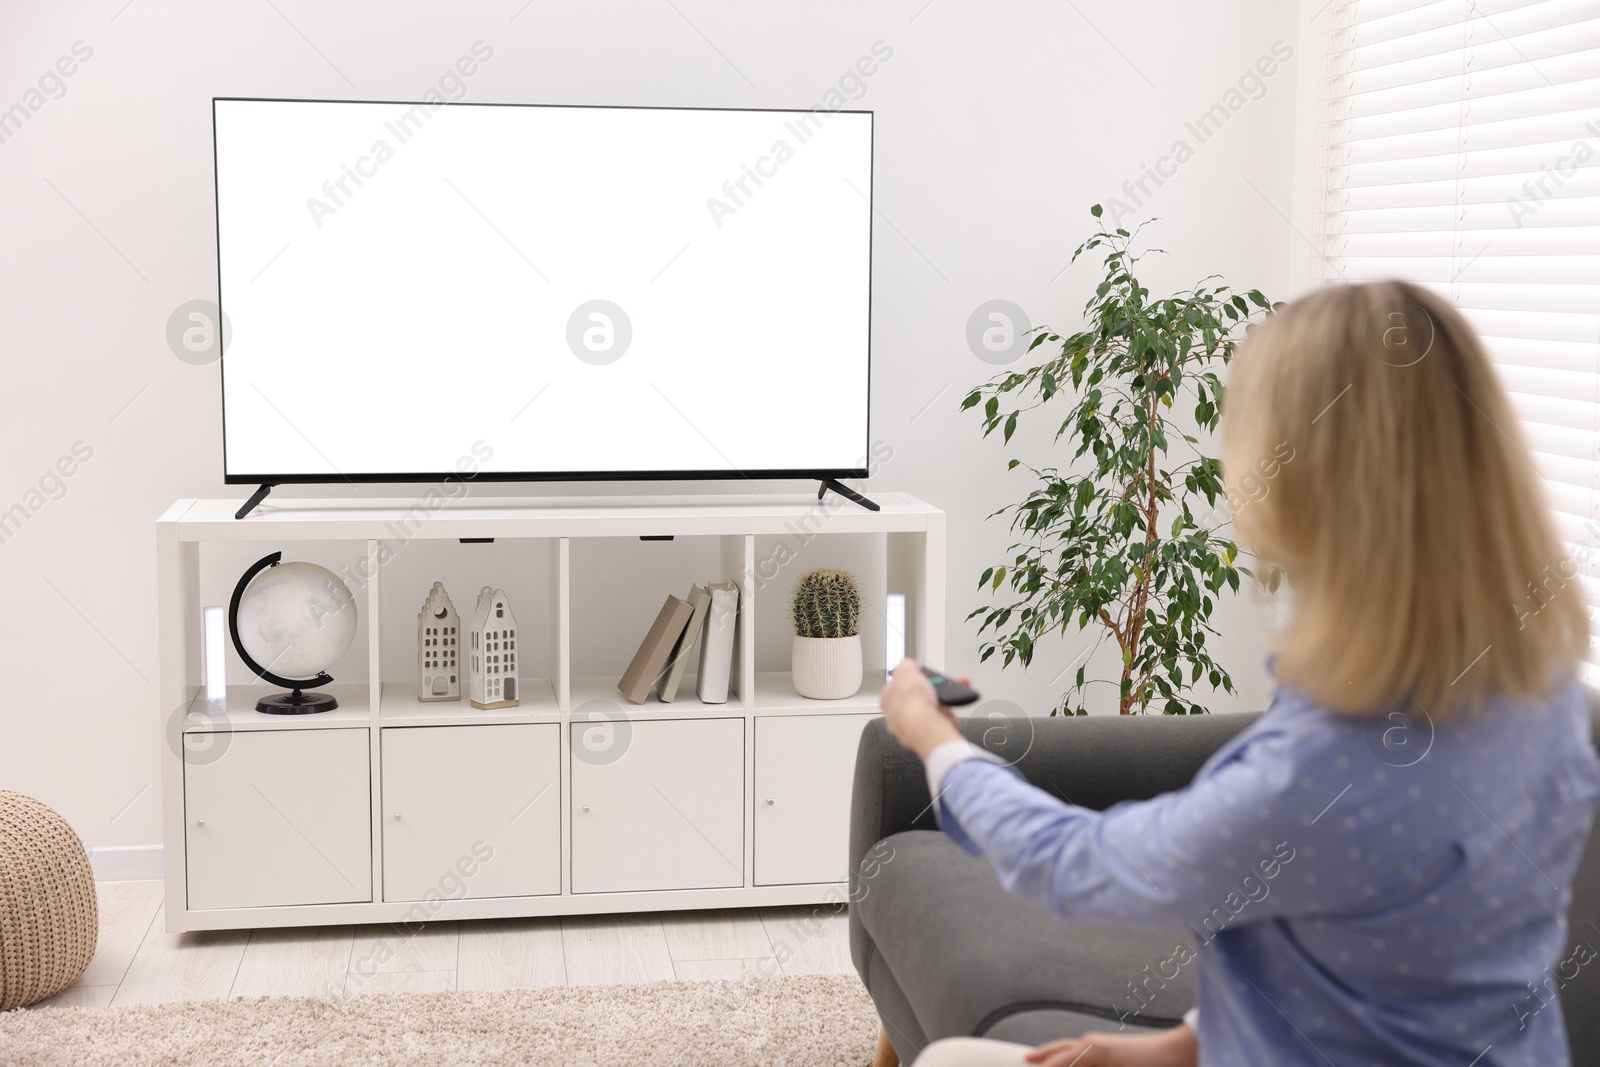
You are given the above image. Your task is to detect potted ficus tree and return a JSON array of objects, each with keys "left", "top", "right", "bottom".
[
  {"left": 962, "top": 206, "right": 1279, "bottom": 715},
  {"left": 790, "top": 567, "right": 865, "bottom": 699}
]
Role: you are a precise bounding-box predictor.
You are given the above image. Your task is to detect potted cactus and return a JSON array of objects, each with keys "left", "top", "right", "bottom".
[{"left": 790, "top": 567, "right": 864, "bottom": 699}]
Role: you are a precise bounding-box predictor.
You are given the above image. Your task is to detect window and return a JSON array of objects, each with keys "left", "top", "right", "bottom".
[{"left": 1317, "top": 0, "right": 1600, "bottom": 672}]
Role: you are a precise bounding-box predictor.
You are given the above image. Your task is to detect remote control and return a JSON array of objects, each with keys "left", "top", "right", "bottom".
[{"left": 923, "top": 667, "right": 980, "bottom": 707}]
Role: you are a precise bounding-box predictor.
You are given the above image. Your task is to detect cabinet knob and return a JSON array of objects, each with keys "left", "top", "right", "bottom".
[
  {"left": 582, "top": 805, "right": 591, "bottom": 813},
  {"left": 195, "top": 818, "right": 206, "bottom": 827},
  {"left": 393, "top": 813, "right": 402, "bottom": 821},
  {"left": 765, "top": 798, "right": 775, "bottom": 806}
]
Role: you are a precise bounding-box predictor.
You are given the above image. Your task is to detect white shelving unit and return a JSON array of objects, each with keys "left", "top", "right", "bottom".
[{"left": 157, "top": 493, "right": 944, "bottom": 932}]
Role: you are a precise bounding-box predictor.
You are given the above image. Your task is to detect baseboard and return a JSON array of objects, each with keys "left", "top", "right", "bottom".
[{"left": 88, "top": 844, "right": 163, "bottom": 882}]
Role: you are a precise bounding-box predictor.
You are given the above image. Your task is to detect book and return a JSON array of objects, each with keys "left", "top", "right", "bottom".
[
  {"left": 696, "top": 581, "right": 740, "bottom": 704},
  {"left": 657, "top": 585, "right": 711, "bottom": 703},
  {"left": 618, "top": 594, "right": 694, "bottom": 704}
]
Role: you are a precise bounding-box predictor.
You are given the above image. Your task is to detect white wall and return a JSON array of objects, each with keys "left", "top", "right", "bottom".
[{"left": 0, "top": 0, "right": 1301, "bottom": 855}]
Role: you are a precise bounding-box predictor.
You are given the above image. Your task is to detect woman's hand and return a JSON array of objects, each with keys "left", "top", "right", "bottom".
[
  {"left": 879, "top": 658, "right": 964, "bottom": 761},
  {"left": 1024, "top": 1023, "right": 1197, "bottom": 1067}
]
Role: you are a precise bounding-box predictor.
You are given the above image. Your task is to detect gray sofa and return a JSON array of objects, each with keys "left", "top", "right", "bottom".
[{"left": 849, "top": 706, "right": 1600, "bottom": 1062}]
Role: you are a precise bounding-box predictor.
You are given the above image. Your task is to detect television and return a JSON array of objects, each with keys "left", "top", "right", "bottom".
[{"left": 212, "top": 98, "right": 873, "bottom": 494}]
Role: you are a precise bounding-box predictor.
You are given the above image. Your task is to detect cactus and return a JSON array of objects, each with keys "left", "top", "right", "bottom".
[{"left": 790, "top": 568, "right": 863, "bottom": 639}]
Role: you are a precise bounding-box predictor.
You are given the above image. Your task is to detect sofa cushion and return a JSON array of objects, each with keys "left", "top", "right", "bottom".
[
  {"left": 856, "top": 829, "right": 1195, "bottom": 1043},
  {"left": 983, "top": 1007, "right": 1161, "bottom": 1045}
]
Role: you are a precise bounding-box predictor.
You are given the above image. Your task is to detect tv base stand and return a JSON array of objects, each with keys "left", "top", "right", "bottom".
[
  {"left": 235, "top": 483, "right": 277, "bottom": 520},
  {"left": 817, "top": 478, "right": 880, "bottom": 512}
]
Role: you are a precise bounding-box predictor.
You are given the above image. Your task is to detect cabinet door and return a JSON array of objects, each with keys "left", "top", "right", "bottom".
[
  {"left": 381, "top": 724, "right": 560, "bottom": 901},
  {"left": 184, "top": 728, "right": 371, "bottom": 910},
  {"left": 754, "top": 714, "right": 878, "bottom": 886},
  {"left": 571, "top": 717, "right": 744, "bottom": 893}
]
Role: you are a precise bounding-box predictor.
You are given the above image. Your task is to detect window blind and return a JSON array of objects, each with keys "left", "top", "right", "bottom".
[{"left": 1316, "top": 0, "right": 1600, "bottom": 674}]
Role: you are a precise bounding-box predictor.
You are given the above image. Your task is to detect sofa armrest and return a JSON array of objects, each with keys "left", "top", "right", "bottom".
[
  {"left": 847, "top": 711, "right": 1261, "bottom": 977},
  {"left": 849, "top": 712, "right": 1261, "bottom": 889},
  {"left": 847, "top": 716, "right": 941, "bottom": 906}
]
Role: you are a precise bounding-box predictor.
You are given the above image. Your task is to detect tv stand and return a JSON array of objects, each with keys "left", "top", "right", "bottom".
[
  {"left": 155, "top": 492, "right": 944, "bottom": 933},
  {"left": 817, "top": 477, "right": 880, "bottom": 512},
  {"left": 235, "top": 483, "right": 277, "bottom": 520}
]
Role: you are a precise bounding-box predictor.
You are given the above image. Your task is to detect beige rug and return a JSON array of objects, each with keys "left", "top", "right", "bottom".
[{"left": 0, "top": 974, "right": 878, "bottom": 1066}]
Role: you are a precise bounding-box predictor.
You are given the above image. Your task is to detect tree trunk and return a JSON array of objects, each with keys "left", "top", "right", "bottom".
[{"left": 1119, "top": 392, "right": 1164, "bottom": 715}]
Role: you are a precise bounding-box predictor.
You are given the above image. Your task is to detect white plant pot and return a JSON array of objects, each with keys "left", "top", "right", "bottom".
[{"left": 791, "top": 635, "right": 864, "bottom": 700}]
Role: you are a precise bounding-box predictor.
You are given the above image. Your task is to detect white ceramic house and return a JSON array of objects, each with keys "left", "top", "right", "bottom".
[
  {"left": 468, "top": 586, "right": 520, "bottom": 709},
  {"left": 417, "top": 581, "right": 460, "bottom": 702}
]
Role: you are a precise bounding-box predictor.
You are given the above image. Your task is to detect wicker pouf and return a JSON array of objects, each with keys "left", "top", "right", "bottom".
[{"left": 0, "top": 790, "right": 97, "bottom": 1010}]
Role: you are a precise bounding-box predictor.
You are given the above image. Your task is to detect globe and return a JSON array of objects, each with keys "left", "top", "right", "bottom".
[{"left": 232, "top": 558, "right": 357, "bottom": 713}]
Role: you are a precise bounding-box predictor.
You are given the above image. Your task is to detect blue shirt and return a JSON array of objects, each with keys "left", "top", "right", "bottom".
[{"left": 936, "top": 680, "right": 1599, "bottom": 1066}]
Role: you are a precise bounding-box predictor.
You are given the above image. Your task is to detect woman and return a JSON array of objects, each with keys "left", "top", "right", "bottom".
[{"left": 880, "top": 281, "right": 1599, "bottom": 1066}]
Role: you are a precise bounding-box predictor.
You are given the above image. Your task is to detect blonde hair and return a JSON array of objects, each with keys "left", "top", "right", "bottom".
[{"left": 1222, "top": 280, "right": 1587, "bottom": 719}]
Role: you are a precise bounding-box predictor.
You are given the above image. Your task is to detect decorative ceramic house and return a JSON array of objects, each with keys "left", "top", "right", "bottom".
[
  {"left": 417, "top": 581, "right": 461, "bottom": 702},
  {"left": 468, "top": 586, "right": 520, "bottom": 709}
]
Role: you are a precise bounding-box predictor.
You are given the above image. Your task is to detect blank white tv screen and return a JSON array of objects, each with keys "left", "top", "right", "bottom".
[{"left": 214, "top": 99, "right": 872, "bottom": 481}]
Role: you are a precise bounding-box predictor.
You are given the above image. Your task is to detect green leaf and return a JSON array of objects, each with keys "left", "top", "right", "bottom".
[{"left": 1090, "top": 204, "right": 1103, "bottom": 218}]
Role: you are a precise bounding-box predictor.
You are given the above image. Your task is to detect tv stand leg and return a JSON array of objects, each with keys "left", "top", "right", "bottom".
[
  {"left": 817, "top": 478, "right": 880, "bottom": 512},
  {"left": 236, "top": 483, "right": 277, "bottom": 520}
]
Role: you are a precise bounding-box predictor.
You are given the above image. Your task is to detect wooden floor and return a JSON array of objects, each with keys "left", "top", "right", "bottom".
[{"left": 31, "top": 882, "right": 856, "bottom": 1009}]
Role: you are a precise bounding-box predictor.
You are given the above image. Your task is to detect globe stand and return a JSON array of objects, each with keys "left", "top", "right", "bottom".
[
  {"left": 230, "top": 551, "right": 348, "bottom": 717},
  {"left": 256, "top": 688, "right": 340, "bottom": 715}
]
